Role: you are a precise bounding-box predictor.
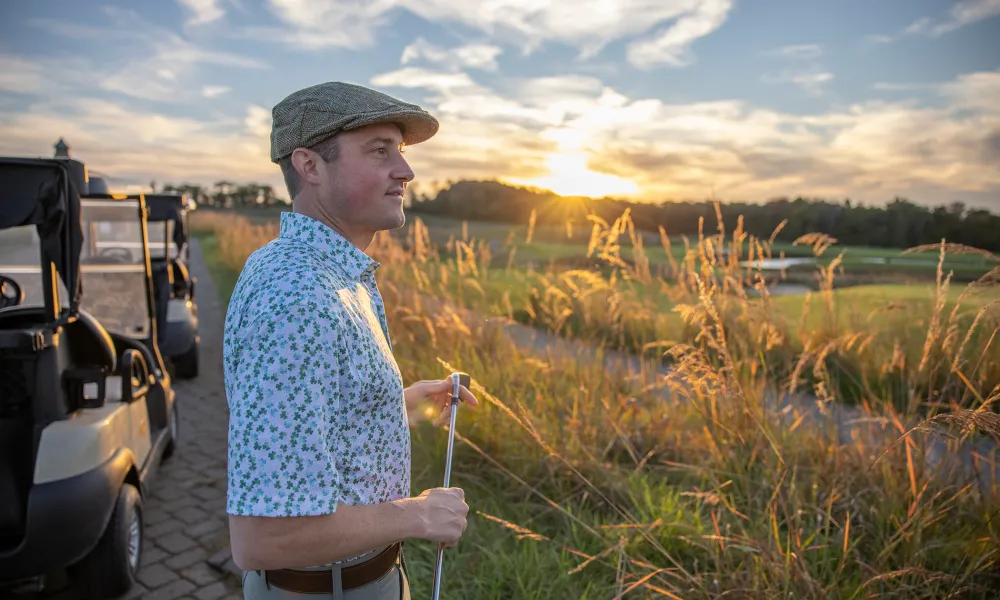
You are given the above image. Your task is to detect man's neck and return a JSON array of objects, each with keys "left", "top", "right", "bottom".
[{"left": 292, "top": 196, "right": 374, "bottom": 251}]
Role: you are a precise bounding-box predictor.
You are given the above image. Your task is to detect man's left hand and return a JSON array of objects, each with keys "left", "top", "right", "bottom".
[{"left": 404, "top": 378, "right": 480, "bottom": 427}]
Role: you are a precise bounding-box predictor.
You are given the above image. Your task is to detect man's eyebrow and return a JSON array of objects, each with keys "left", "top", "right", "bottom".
[{"left": 362, "top": 136, "right": 404, "bottom": 148}]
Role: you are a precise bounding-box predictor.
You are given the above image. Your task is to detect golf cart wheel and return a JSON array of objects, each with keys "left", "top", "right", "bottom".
[
  {"left": 173, "top": 343, "right": 199, "bottom": 379},
  {"left": 70, "top": 483, "right": 142, "bottom": 599},
  {"left": 163, "top": 401, "right": 180, "bottom": 460}
]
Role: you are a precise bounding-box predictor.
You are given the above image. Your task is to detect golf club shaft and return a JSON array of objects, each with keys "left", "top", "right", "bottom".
[{"left": 431, "top": 374, "right": 462, "bottom": 600}]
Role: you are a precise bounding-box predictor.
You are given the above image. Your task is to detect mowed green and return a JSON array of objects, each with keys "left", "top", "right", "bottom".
[{"left": 193, "top": 209, "right": 1000, "bottom": 599}]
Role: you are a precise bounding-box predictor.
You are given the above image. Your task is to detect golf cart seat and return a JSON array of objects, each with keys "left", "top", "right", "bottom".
[
  {"left": 0, "top": 308, "right": 116, "bottom": 543},
  {"left": 0, "top": 305, "right": 117, "bottom": 383},
  {"left": 150, "top": 260, "right": 172, "bottom": 339},
  {"left": 171, "top": 260, "right": 191, "bottom": 294}
]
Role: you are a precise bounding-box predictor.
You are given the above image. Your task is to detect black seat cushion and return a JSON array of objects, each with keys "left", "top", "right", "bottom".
[
  {"left": 150, "top": 262, "right": 172, "bottom": 342},
  {"left": 170, "top": 260, "right": 192, "bottom": 296},
  {"left": 0, "top": 307, "right": 116, "bottom": 373}
]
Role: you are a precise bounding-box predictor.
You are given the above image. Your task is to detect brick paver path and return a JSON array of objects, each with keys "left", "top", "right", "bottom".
[{"left": 128, "top": 237, "right": 242, "bottom": 599}]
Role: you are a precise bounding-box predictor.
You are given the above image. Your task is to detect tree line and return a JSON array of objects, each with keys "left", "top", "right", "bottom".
[
  {"left": 158, "top": 177, "right": 999, "bottom": 252},
  {"left": 407, "top": 180, "right": 1000, "bottom": 252},
  {"left": 155, "top": 181, "right": 287, "bottom": 208}
]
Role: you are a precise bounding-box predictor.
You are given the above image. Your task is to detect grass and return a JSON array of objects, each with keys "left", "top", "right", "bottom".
[
  {"left": 198, "top": 208, "right": 995, "bottom": 281},
  {"left": 192, "top": 208, "right": 1000, "bottom": 599}
]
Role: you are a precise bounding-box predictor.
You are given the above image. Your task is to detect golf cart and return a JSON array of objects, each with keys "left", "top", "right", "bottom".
[
  {"left": 126, "top": 193, "right": 199, "bottom": 379},
  {"left": 0, "top": 157, "right": 178, "bottom": 598}
]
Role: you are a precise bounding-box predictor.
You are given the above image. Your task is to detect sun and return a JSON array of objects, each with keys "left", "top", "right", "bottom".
[{"left": 508, "top": 152, "right": 639, "bottom": 199}]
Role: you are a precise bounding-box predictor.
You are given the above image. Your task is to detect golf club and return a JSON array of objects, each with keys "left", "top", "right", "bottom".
[{"left": 431, "top": 371, "right": 470, "bottom": 600}]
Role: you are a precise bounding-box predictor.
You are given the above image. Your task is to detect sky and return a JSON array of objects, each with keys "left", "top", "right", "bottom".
[{"left": 0, "top": 1, "right": 998, "bottom": 211}]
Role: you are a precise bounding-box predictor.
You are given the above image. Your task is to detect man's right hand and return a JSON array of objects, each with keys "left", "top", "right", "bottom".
[{"left": 413, "top": 487, "right": 469, "bottom": 546}]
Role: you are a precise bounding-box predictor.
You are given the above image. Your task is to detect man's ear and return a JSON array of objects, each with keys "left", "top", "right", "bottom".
[{"left": 291, "top": 148, "right": 321, "bottom": 185}]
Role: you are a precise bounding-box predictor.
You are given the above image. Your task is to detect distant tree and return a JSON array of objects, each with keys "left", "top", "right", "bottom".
[{"left": 406, "top": 179, "right": 1000, "bottom": 252}]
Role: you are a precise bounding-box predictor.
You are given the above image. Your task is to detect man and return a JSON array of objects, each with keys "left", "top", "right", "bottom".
[{"left": 223, "top": 81, "right": 479, "bottom": 600}]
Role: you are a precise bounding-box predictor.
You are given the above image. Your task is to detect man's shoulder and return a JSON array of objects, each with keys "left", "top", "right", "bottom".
[{"left": 225, "top": 238, "right": 348, "bottom": 332}]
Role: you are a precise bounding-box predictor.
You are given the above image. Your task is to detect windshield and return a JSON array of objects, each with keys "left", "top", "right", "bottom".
[
  {"left": 147, "top": 219, "right": 177, "bottom": 260},
  {"left": 0, "top": 224, "right": 51, "bottom": 307},
  {"left": 0, "top": 201, "right": 153, "bottom": 341},
  {"left": 79, "top": 199, "right": 152, "bottom": 339}
]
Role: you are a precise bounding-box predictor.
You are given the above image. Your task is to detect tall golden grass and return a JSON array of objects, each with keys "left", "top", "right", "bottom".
[{"left": 194, "top": 208, "right": 1000, "bottom": 599}]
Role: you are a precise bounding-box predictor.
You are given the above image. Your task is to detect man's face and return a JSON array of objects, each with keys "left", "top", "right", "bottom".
[{"left": 317, "top": 123, "right": 415, "bottom": 235}]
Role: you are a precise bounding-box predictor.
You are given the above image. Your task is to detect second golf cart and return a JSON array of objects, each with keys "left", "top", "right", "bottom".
[
  {"left": 126, "top": 193, "right": 200, "bottom": 379},
  {"left": 0, "top": 157, "right": 179, "bottom": 598}
]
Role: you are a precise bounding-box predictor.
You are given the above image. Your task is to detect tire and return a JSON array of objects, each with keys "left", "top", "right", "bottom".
[
  {"left": 163, "top": 401, "right": 179, "bottom": 460},
  {"left": 173, "top": 342, "right": 199, "bottom": 379},
  {"left": 70, "top": 483, "right": 142, "bottom": 599}
]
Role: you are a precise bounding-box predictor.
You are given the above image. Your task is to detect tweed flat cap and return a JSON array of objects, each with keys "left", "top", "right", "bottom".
[{"left": 270, "top": 82, "right": 439, "bottom": 163}]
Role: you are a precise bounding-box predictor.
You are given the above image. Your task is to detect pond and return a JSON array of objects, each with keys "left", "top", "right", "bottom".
[{"left": 740, "top": 257, "right": 816, "bottom": 270}]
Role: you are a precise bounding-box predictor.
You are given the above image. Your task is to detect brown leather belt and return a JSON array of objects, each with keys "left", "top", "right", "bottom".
[{"left": 261, "top": 543, "right": 401, "bottom": 593}]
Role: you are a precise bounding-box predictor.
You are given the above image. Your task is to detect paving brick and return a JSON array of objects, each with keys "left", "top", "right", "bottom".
[
  {"left": 146, "top": 508, "right": 172, "bottom": 525},
  {"left": 153, "top": 485, "right": 185, "bottom": 502},
  {"left": 147, "top": 518, "right": 186, "bottom": 538},
  {"left": 185, "top": 518, "right": 225, "bottom": 539},
  {"left": 139, "top": 563, "right": 180, "bottom": 588},
  {"left": 192, "top": 486, "right": 225, "bottom": 502},
  {"left": 174, "top": 505, "right": 210, "bottom": 525},
  {"left": 167, "top": 495, "right": 202, "bottom": 513},
  {"left": 164, "top": 546, "right": 208, "bottom": 571},
  {"left": 141, "top": 546, "right": 169, "bottom": 567},
  {"left": 194, "top": 582, "right": 229, "bottom": 600},
  {"left": 157, "top": 531, "right": 198, "bottom": 553},
  {"left": 145, "top": 579, "right": 197, "bottom": 600},
  {"left": 181, "top": 562, "right": 222, "bottom": 586}
]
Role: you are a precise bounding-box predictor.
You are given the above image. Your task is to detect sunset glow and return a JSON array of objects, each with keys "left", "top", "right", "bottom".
[{"left": 507, "top": 153, "right": 640, "bottom": 199}]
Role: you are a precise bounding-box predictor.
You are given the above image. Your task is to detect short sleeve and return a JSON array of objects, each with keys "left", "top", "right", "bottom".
[{"left": 225, "top": 305, "right": 344, "bottom": 517}]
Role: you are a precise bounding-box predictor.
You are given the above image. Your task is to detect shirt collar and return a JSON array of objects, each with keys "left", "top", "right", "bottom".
[{"left": 279, "top": 212, "right": 379, "bottom": 281}]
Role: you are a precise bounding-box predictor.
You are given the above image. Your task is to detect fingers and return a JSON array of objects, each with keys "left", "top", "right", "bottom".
[{"left": 458, "top": 385, "right": 479, "bottom": 406}]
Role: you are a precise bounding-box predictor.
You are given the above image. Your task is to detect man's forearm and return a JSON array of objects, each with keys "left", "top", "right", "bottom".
[{"left": 229, "top": 497, "right": 423, "bottom": 570}]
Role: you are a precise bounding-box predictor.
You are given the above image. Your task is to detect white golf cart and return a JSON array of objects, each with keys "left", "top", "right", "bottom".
[
  {"left": 0, "top": 157, "right": 179, "bottom": 598},
  {"left": 130, "top": 193, "right": 200, "bottom": 379}
]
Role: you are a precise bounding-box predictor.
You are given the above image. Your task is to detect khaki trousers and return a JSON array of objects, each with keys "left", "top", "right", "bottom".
[{"left": 241, "top": 546, "right": 411, "bottom": 600}]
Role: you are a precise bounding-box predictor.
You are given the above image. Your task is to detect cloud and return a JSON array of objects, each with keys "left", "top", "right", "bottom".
[
  {"left": 401, "top": 38, "right": 503, "bottom": 71},
  {"left": 925, "top": 0, "right": 1000, "bottom": 36},
  {"left": 177, "top": 0, "right": 224, "bottom": 26},
  {"left": 877, "top": 0, "right": 1000, "bottom": 43},
  {"left": 202, "top": 85, "right": 231, "bottom": 98},
  {"left": 371, "top": 67, "right": 1000, "bottom": 207},
  {"left": 760, "top": 42, "right": 832, "bottom": 95},
  {"left": 765, "top": 44, "right": 822, "bottom": 60},
  {"left": 256, "top": 0, "right": 734, "bottom": 68},
  {"left": 0, "top": 97, "right": 280, "bottom": 191},
  {"left": 761, "top": 70, "right": 834, "bottom": 96},
  {"left": 27, "top": 8, "right": 266, "bottom": 103},
  {"left": 626, "top": 0, "right": 733, "bottom": 68},
  {"left": 243, "top": 105, "right": 272, "bottom": 138}
]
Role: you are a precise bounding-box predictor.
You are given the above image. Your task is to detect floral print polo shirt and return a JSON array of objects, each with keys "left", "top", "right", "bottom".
[{"left": 223, "top": 212, "right": 410, "bottom": 529}]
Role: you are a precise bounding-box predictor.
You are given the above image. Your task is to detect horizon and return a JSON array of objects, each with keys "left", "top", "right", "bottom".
[{"left": 0, "top": 1, "right": 998, "bottom": 212}]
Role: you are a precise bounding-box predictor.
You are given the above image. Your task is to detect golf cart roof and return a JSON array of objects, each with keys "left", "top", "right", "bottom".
[{"left": 0, "top": 157, "right": 85, "bottom": 312}]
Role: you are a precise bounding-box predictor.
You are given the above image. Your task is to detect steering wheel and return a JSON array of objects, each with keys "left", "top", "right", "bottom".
[
  {"left": 0, "top": 275, "right": 23, "bottom": 309},
  {"left": 97, "top": 247, "right": 134, "bottom": 264}
]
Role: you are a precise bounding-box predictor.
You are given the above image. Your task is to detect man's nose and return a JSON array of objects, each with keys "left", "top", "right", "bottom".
[{"left": 392, "top": 153, "right": 415, "bottom": 182}]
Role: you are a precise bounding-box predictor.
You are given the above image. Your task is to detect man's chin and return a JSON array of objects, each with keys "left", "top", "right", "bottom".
[{"left": 377, "top": 209, "right": 406, "bottom": 231}]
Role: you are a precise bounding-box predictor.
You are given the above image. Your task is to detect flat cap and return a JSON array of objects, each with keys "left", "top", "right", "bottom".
[{"left": 270, "top": 82, "right": 439, "bottom": 163}]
